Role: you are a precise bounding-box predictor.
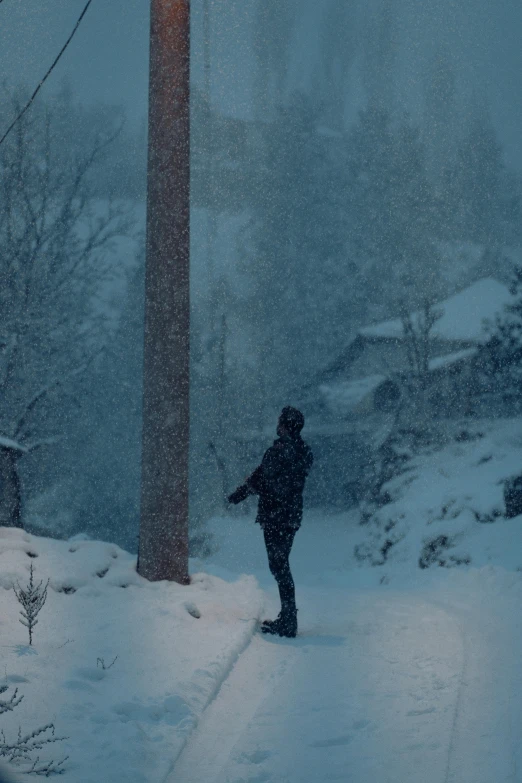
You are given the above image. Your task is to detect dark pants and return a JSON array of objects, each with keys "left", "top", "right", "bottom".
[{"left": 263, "top": 526, "right": 297, "bottom": 611}]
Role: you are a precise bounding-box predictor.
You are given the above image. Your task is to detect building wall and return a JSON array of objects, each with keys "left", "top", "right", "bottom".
[
  {"left": 348, "top": 339, "right": 405, "bottom": 378},
  {"left": 346, "top": 337, "right": 476, "bottom": 380}
]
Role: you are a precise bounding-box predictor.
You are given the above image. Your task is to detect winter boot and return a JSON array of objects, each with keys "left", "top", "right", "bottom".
[
  {"left": 261, "top": 606, "right": 297, "bottom": 638},
  {"left": 261, "top": 612, "right": 281, "bottom": 634},
  {"left": 261, "top": 616, "right": 283, "bottom": 636},
  {"left": 278, "top": 605, "right": 298, "bottom": 638}
]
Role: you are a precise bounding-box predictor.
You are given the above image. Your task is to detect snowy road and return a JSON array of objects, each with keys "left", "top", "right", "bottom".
[
  {"left": 166, "top": 514, "right": 522, "bottom": 783},
  {"left": 431, "top": 592, "right": 522, "bottom": 783},
  {"left": 169, "top": 588, "right": 469, "bottom": 783}
]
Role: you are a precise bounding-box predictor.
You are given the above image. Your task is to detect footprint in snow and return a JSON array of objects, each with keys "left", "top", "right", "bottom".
[
  {"left": 4, "top": 674, "right": 29, "bottom": 684},
  {"left": 64, "top": 679, "right": 95, "bottom": 692},
  {"left": 238, "top": 750, "right": 271, "bottom": 765},
  {"left": 232, "top": 772, "right": 270, "bottom": 783},
  {"left": 311, "top": 734, "right": 352, "bottom": 748},
  {"left": 407, "top": 706, "right": 436, "bottom": 716},
  {"left": 113, "top": 695, "right": 192, "bottom": 726},
  {"left": 352, "top": 719, "right": 371, "bottom": 730}
]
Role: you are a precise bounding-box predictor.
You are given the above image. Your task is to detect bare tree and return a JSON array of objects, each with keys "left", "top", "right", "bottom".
[
  {"left": 399, "top": 298, "right": 442, "bottom": 421},
  {"left": 0, "top": 92, "right": 132, "bottom": 527},
  {"left": 359, "top": 299, "right": 443, "bottom": 522}
]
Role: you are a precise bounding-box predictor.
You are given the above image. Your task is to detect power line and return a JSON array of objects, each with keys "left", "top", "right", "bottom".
[{"left": 0, "top": 0, "right": 94, "bottom": 147}]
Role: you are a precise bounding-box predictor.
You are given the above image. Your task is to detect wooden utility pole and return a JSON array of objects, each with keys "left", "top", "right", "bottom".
[{"left": 138, "top": 0, "right": 190, "bottom": 584}]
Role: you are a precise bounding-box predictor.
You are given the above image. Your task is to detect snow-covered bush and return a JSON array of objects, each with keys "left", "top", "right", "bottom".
[
  {"left": 355, "top": 419, "right": 522, "bottom": 572},
  {"left": 504, "top": 474, "right": 522, "bottom": 518},
  {"left": 0, "top": 685, "right": 67, "bottom": 776},
  {"left": 481, "top": 265, "right": 522, "bottom": 410}
]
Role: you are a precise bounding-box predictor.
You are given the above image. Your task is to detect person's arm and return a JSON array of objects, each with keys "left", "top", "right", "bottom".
[
  {"left": 227, "top": 445, "right": 279, "bottom": 504},
  {"left": 245, "top": 463, "right": 265, "bottom": 493},
  {"left": 249, "top": 443, "right": 288, "bottom": 497},
  {"left": 227, "top": 464, "right": 264, "bottom": 504},
  {"left": 227, "top": 483, "right": 252, "bottom": 505}
]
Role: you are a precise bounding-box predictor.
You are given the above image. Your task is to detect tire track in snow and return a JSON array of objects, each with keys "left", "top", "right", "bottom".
[
  {"left": 418, "top": 595, "right": 469, "bottom": 783},
  {"left": 165, "top": 634, "right": 295, "bottom": 783},
  {"left": 442, "top": 616, "right": 467, "bottom": 783},
  {"left": 428, "top": 596, "right": 519, "bottom": 783},
  {"left": 168, "top": 590, "right": 464, "bottom": 783}
]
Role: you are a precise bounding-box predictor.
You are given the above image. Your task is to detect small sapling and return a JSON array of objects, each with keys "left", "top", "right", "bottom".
[{"left": 13, "top": 565, "right": 49, "bottom": 646}]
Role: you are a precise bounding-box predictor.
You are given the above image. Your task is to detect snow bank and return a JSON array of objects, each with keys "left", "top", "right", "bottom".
[
  {"left": 0, "top": 529, "right": 263, "bottom": 783},
  {"left": 355, "top": 418, "right": 522, "bottom": 574}
]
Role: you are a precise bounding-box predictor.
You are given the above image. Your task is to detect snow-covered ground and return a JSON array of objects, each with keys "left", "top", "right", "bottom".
[
  {"left": 0, "top": 531, "right": 262, "bottom": 782},
  {"left": 2, "top": 417, "right": 522, "bottom": 781},
  {"left": 181, "top": 504, "right": 522, "bottom": 783},
  {"left": 354, "top": 417, "right": 522, "bottom": 573}
]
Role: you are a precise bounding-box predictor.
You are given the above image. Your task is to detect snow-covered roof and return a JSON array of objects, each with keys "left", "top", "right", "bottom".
[
  {"left": 0, "top": 435, "right": 27, "bottom": 453},
  {"left": 359, "top": 278, "right": 511, "bottom": 344},
  {"left": 428, "top": 348, "right": 478, "bottom": 371}
]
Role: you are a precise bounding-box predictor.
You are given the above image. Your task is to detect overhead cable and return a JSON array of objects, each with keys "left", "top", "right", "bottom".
[{"left": 0, "top": 0, "right": 94, "bottom": 147}]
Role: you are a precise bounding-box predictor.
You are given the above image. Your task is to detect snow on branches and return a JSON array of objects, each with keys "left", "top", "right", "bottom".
[
  {"left": 0, "top": 688, "right": 23, "bottom": 717},
  {"left": 12, "top": 566, "right": 48, "bottom": 647},
  {"left": 0, "top": 686, "right": 68, "bottom": 777}
]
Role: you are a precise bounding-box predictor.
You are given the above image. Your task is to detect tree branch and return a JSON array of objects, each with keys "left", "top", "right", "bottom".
[{"left": 14, "top": 350, "right": 104, "bottom": 441}]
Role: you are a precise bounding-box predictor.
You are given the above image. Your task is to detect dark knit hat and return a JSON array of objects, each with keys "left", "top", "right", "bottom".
[{"left": 279, "top": 406, "right": 305, "bottom": 436}]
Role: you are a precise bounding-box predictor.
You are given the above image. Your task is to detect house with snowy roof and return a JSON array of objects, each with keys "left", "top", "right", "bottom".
[
  {"left": 236, "top": 279, "right": 512, "bottom": 509},
  {"left": 287, "top": 278, "right": 512, "bottom": 507},
  {"left": 306, "top": 277, "right": 512, "bottom": 424}
]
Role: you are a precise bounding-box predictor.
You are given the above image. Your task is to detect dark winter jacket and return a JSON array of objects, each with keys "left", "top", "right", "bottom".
[{"left": 229, "top": 435, "right": 313, "bottom": 530}]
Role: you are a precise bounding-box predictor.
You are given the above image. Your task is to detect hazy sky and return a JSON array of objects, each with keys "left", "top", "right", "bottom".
[
  {"left": 1, "top": 0, "right": 521, "bottom": 167},
  {"left": 1, "top": 0, "right": 150, "bottom": 127},
  {"left": 0, "top": 0, "right": 255, "bottom": 128}
]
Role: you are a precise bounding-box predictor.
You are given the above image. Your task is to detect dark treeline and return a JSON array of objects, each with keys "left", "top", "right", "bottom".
[{"left": 211, "top": 93, "right": 521, "bottom": 422}]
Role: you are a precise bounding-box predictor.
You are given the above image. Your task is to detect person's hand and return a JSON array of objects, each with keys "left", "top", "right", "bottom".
[
  {"left": 228, "top": 485, "right": 249, "bottom": 505},
  {"left": 227, "top": 489, "right": 243, "bottom": 504}
]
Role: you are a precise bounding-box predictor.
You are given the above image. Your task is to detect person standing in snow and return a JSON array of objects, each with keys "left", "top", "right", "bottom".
[{"left": 228, "top": 406, "right": 313, "bottom": 638}]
